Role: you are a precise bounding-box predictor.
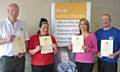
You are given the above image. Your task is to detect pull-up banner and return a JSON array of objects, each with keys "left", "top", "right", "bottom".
[
  {"left": 51, "top": 0, "right": 91, "bottom": 47},
  {"left": 55, "top": 2, "right": 86, "bottom": 20}
]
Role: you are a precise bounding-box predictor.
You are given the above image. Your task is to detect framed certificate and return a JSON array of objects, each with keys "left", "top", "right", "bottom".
[
  {"left": 101, "top": 40, "right": 113, "bottom": 57},
  {"left": 72, "top": 35, "right": 84, "bottom": 53},
  {"left": 39, "top": 36, "right": 53, "bottom": 54},
  {"left": 13, "top": 36, "right": 26, "bottom": 53}
]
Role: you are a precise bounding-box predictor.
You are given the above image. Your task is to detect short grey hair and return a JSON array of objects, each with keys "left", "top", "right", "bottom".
[
  {"left": 102, "top": 13, "right": 111, "bottom": 21},
  {"left": 8, "top": 3, "right": 19, "bottom": 9}
]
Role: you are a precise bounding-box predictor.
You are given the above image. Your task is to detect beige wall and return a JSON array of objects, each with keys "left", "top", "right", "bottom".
[
  {"left": 0, "top": 0, "right": 50, "bottom": 36},
  {"left": 91, "top": 0, "right": 120, "bottom": 32}
]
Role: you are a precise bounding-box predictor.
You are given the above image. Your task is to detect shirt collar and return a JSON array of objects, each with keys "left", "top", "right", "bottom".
[
  {"left": 6, "top": 18, "right": 12, "bottom": 25},
  {"left": 6, "top": 18, "right": 18, "bottom": 25}
]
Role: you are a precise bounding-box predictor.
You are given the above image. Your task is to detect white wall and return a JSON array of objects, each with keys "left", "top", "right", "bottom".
[{"left": 0, "top": 0, "right": 50, "bottom": 36}]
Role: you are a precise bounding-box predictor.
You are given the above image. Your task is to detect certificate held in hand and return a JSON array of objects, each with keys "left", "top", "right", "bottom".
[
  {"left": 13, "top": 35, "right": 26, "bottom": 54},
  {"left": 72, "top": 35, "right": 84, "bottom": 53},
  {"left": 101, "top": 40, "right": 113, "bottom": 57},
  {"left": 39, "top": 36, "right": 53, "bottom": 54}
]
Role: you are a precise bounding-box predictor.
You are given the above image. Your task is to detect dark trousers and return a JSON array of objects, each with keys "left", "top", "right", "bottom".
[
  {"left": 32, "top": 64, "right": 54, "bottom": 72},
  {"left": 98, "top": 60, "right": 117, "bottom": 72},
  {"left": 16, "top": 56, "right": 25, "bottom": 72},
  {"left": 0, "top": 56, "right": 25, "bottom": 72},
  {"left": 76, "top": 62, "right": 94, "bottom": 72}
]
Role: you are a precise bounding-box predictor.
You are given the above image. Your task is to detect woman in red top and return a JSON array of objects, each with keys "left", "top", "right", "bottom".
[{"left": 28, "top": 18, "right": 58, "bottom": 72}]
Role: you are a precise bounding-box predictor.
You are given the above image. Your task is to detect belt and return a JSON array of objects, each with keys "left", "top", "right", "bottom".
[{"left": 3, "top": 56, "right": 18, "bottom": 58}]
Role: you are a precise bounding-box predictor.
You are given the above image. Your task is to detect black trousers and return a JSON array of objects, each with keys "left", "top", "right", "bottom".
[
  {"left": 16, "top": 56, "right": 25, "bottom": 72},
  {"left": 32, "top": 64, "right": 54, "bottom": 72},
  {"left": 0, "top": 56, "right": 25, "bottom": 72},
  {"left": 76, "top": 62, "right": 94, "bottom": 72},
  {"left": 98, "top": 60, "right": 117, "bottom": 72}
]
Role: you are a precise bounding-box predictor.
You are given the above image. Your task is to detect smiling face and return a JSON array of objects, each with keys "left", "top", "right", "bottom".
[
  {"left": 79, "top": 18, "right": 89, "bottom": 33},
  {"left": 40, "top": 22, "right": 49, "bottom": 35},
  {"left": 8, "top": 3, "right": 19, "bottom": 20},
  {"left": 101, "top": 14, "right": 111, "bottom": 28},
  {"left": 79, "top": 21, "right": 88, "bottom": 32}
]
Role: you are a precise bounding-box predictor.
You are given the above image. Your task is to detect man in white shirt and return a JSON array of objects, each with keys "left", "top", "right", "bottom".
[{"left": 0, "top": 3, "right": 29, "bottom": 72}]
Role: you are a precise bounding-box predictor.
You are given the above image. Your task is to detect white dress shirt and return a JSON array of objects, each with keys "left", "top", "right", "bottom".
[{"left": 0, "top": 18, "right": 29, "bottom": 58}]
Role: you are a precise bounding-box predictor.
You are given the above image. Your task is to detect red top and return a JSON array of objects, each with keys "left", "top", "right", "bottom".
[{"left": 28, "top": 33, "right": 57, "bottom": 65}]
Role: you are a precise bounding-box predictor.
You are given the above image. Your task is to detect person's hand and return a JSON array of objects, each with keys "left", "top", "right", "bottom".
[
  {"left": 97, "top": 52, "right": 103, "bottom": 58},
  {"left": 68, "top": 43, "right": 72, "bottom": 50},
  {"left": 109, "top": 54, "right": 117, "bottom": 59},
  {"left": 82, "top": 45, "right": 88, "bottom": 52},
  {"left": 5, "top": 35, "right": 15, "bottom": 43},
  {"left": 10, "top": 35, "right": 15, "bottom": 41},
  {"left": 52, "top": 44, "right": 57, "bottom": 49},
  {"left": 17, "top": 52, "right": 26, "bottom": 58},
  {"left": 35, "top": 45, "right": 41, "bottom": 52},
  {"left": 28, "top": 45, "right": 41, "bottom": 55}
]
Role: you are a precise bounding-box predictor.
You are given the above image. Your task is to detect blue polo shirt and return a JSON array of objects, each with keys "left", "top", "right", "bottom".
[{"left": 95, "top": 27, "right": 120, "bottom": 62}]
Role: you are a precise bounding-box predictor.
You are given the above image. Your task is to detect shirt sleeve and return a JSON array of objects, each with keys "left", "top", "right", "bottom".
[
  {"left": 28, "top": 35, "right": 39, "bottom": 50},
  {"left": 28, "top": 36, "right": 34, "bottom": 50},
  {"left": 116, "top": 30, "right": 120, "bottom": 50},
  {"left": 95, "top": 31, "right": 101, "bottom": 52},
  {"left": 87, "top": 33, "right": 98, "bottom": 53}
]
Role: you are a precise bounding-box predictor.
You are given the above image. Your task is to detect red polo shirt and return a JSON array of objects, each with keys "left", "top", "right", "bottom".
[{"left": 28, "top": 33, "right": 57, "bottom": 66}]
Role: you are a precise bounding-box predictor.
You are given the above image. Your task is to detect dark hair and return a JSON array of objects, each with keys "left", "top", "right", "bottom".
[
  {"left": 37, "top": 18, "right": 48, "bottom": 33},
  {"left": 79, "top": 18, "right": 90, "bottom": 34},
  {"left": 39, "top": 18, "right": 48, "bottom": 28}
]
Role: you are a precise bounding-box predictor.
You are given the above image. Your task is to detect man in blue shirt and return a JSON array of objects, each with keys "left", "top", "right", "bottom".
[{"left": 95, "top": 13, "right": 120, "bottom": 72}]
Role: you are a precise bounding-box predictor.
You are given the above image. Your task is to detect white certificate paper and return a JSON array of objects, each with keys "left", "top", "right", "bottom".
[
  {"left": 39, "top": 36, "right": 53, "bottom": 54},
  {"left": 13, "top": 36, "right": 26, "bottom": 53},
  {"left": 101, "top": 40, "right": 113, "bottom": 57},
  {"left": 72, "top": 35, "right": 84, "bottom": 53}
]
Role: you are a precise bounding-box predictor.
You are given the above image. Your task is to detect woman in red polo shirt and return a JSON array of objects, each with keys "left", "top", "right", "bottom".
[{"left": 28, "top": 18, "right": 58, "bottom": 72}]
